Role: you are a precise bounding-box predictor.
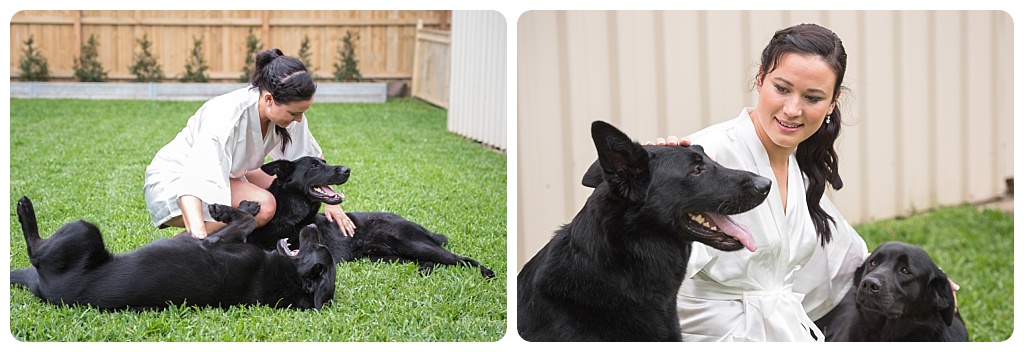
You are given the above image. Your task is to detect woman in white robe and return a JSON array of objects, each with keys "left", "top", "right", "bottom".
[
  {"left": 144, "top": 48, "right": 355, "bottom": 239},
  {"left": 676, "top": 108, "right": 867, "bottom": 341},
  {"left": 665, "top": 24, "right": 869, "bottom": 341}
]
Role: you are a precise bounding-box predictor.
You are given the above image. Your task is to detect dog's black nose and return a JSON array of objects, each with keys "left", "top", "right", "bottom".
[
  {"left": 340, "top": 167, "right": 351, "bottom": 177},
  {"left": 861, "top": 277, "right": 881, "bottom": 293},
  {"left": 750, "top": 176, "right": 771, "bottom": 196}
]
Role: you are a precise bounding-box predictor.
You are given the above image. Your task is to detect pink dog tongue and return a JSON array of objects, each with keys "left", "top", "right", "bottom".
[{"left": 704, "top": 212, "right": 758, "bottom": 252}]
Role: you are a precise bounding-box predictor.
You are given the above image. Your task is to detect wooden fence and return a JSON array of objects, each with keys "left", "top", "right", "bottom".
[
  {"left": 9, "top": 10, "right": 448, "bottom": 82},
  {"left": 411, "top": 19, "right": 451, "bottom": 108}
]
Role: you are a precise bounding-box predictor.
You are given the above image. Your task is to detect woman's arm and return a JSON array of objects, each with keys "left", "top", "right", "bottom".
[{"left": 178, "top": 195, "right": 209, "bottom": 239}]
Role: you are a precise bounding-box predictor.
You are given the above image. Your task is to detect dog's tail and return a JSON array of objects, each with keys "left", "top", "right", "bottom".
[
  {"left": 10, "top": 267, "right": 39, "bottom": 290},
  {"left": 17, "top": 196, "right": 42, "bottom": 256}
]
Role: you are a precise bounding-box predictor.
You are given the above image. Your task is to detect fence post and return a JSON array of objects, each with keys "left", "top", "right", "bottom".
[
  {"left": 73, "top": 10, "right": 82, "bottom": 59},
  {"left": 411, "top": 19, "right": 423, "bottom": 98}
]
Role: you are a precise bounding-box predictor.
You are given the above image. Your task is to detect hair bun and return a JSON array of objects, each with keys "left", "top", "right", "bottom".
[{"left": 254, "top": 48, "right": 286, "bottom": 69}]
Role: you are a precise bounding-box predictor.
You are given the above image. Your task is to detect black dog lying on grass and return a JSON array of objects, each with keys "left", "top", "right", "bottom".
[
  {"left": 517, "top": 121, "right": 771, "bottom": 341},
  {"left": 814, "top": 241, "right": 968, "bottom": 341},
  {"left": 10, "top": 197, "right": 335, "bottom": 310},
  {"left": 248, "top": 156, "right": 494, "bottom": 278}
]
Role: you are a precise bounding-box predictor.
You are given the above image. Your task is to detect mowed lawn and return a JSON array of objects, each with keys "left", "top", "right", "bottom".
[{"left": 8, "top": 97, "right": 507, "bottom": 342}]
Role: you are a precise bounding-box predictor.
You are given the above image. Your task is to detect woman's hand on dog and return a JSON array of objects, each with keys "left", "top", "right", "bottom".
[
  {"left": 644, "top": 136, "right": 692, "bottom": 146},
  {"left": 324, "top": 203, "right": 356, "bottom": 237}
]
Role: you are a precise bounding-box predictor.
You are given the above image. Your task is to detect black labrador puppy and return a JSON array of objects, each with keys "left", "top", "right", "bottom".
[
  {"left": 814, "top": 241, "right": 968, "bottom": 341},
  {"left": 250, "top": 156, "right": 494, "bottom": 278},
  {"left": 10, "top": 196, "right": 335, "bottom": 310},
  {"left": 517, "top": 121, "right": 771, "bottom": 342}
]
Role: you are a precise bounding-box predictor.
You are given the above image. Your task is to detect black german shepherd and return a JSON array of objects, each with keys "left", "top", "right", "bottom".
[
  {"left": 517, "top": 121, "right": 771, "bottom": 341},
  {"left": 10, "top": 197, "right": 335, "bottom": 310},
  {"left": 249, "top": 156, "right": 494, "bottom": 278}
]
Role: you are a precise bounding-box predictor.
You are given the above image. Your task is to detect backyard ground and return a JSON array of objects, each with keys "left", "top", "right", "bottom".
[{"left": 8, "top": 97, "right": 507, "bottom": 342}]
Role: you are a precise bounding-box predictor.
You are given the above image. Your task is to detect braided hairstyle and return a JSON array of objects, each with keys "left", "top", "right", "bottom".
[
  {"left": 249, "top": 48, "right": 317, "bottom": 152},
  {"left": 757, "top": 23, "right": 847, "bottom": 245}
]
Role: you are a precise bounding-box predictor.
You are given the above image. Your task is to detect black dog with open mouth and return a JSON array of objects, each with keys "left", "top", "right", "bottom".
[
  {"left": 246, "top": 156, "right": 350, "bottom": 250},
  {"left": 250, "top": 156, "right": 494, "bottom": 278},
  {"left": 517, "top": 121, "right": 770, "bottom": 341},
  {"left": 10, "top": 197, "right": 335, "bottom": 310}
]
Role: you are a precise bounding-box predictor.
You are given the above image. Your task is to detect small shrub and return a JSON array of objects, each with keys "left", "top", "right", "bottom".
[
  {"left": 333, "top": 30, "right": 363, "bottom": 82},
  {"left": 239, "top": 28, "right": 262, "bottom": 83},
  {"left": 73, "top": 34, "right": 107, "bottom": 82},
  {"left": 128, "top": 34, "right": 165, "bottom": 82},
  {"left": 181, "top": 36, "right": 210, "bottom": 83},
  {"left": 298, "top": 35, "right": 316, "bottom": 78},
  {"left": 18, "top": 35, "right": 50, "bottom": 81}
]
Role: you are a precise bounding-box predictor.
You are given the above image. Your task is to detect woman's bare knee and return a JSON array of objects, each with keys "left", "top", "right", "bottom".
[
  {"left": 253, "top": 199, "right": 276, "bottom": 227},
  {"left": 230, "top": 178, "right": 276, "bottom": 227}
]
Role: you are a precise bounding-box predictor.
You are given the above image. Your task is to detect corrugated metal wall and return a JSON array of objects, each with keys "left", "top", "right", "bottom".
[
  {"left": 448, "top": 10, "right": 508, "bottom": 151},
  {"left": 517, "top": 10, "right": 1014, "bottom": 268}
]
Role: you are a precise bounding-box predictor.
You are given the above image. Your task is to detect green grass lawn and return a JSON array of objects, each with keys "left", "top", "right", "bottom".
[
  {"left": 8, "top": 97, "right": 507, "bottom": 342},
  {"left": 853, "top": 205, "right": 1013, "bottom": 342}
]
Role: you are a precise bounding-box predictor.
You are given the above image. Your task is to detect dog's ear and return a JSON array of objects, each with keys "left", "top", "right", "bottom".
[
  {"left": 928, "top": 270, "right": 957, "bottom": 326},
  {"left": 590, "top": 121, "right": 650, "bottom": 202},
  {"left": 303, "top": 260, "right": 335, "bottom": 309},
  {"left": 853, "top": 259, "right": 867, "bottom": 286},
  {"left": 581, "top": 160, "right": 603, "bottom": 188},
  {"left": 261, "top": 159, "right": 295, "bottom": 179}
]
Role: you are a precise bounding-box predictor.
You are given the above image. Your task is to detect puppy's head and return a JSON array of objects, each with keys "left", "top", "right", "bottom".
[
  {"left": 262, "top": 156, "right": 351, "bottom": 205},
  {"left": 586, "top": 121, "right": 770, "bottom": 252},
  {"left": 854, "top": 241, "right": 957, "bottom": 325},
  {"left": 274, "top": 224, "right": 336, "bottom": 309}
]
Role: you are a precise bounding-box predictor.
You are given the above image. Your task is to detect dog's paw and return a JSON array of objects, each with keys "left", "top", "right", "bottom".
[
  {"left": 208, "top": 203, "right": 234, "bottom": 222},
  {"left": 480, "top": 267, "right": 496, "bottom": 279},
  {"left": 237, "top": 200, "right": 261, "bottom": 216}
]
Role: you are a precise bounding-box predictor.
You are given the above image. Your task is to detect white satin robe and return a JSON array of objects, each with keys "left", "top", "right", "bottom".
[
  {"left": 143, "top": 86, "right": 322, "bottom": 227},
  {"left": 676, "top": 108, "right": 868, "bottom": 341}
]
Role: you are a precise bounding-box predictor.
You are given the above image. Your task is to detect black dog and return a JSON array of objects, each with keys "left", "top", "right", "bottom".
[
  {"left": 251, "top": 156, "right": 494, "bottom": 278},
  {"left": 517, "top": 121, "right": 771, "bottom": 342},
  {"left": 246, "top": 156, "right": 350, "bottom": 250},
  {"left": 814, "top": 241, "right": 968, "bottom": 341},
  {"left": 313, "top": 212, "right": 495, "bottom": 278},
  {"left": 10, "top": 196, "right": 335, "bottom": 310}
]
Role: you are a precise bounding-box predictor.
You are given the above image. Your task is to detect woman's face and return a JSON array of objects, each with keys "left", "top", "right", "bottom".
[
  {"left": 752, "top": 52, "right": 838, "bottom": 155},
  {"left": 265, "top": 94, "right": 313, "bottom": 128}
]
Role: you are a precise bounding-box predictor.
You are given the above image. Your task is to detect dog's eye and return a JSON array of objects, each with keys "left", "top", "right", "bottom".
[
  {"left": 899, "top": 267, "right": 911, "bottom": 275},
  {"left": 690, "top": 166, "right": 704, "bottom": 176},
  {"left": 869, "top": 260, "right": 877, "bottom": 267}
]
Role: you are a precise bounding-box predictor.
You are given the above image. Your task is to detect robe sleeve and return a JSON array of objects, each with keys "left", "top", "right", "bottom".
[
  {"left": 793, "top": 195, "right": 869, "bottom": 320},
  {"left": 267, "top": 113, "right": 323, "bottom": 161},
  {"left": 175, "top": 103, "right": 240, "bottom": 208}
]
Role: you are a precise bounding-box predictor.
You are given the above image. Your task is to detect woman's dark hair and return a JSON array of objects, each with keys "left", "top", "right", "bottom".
[
  {"left": 249, "top": 48, "right": 317, "bottom": 152},
  {"left": 757, "top": 23, "right": 847, "bottom": 246}
]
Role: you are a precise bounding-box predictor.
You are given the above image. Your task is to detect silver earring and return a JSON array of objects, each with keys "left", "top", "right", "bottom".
[{"left": 825, "top": 114, "right": 831, "bottom": 124}]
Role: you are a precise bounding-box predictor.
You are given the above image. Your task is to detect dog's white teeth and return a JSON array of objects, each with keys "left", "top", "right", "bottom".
[{"left": 688, "top": 213, "right": 718, "bottom": 231}]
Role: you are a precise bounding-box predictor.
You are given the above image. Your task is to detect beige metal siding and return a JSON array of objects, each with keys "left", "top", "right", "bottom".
[
  {"left": 448, "top": 10, "right": 507, "bottom": 151},
  {"left": 516, "top": 10, "right": 1013, "bottom": 268}
]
